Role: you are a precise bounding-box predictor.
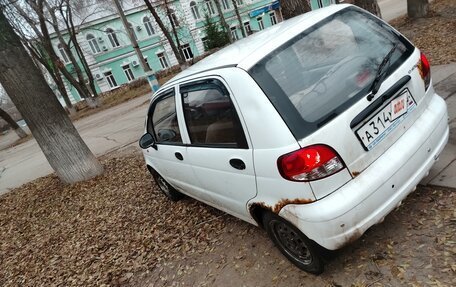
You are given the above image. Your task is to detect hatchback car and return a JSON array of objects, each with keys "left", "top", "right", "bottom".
[{"left": 139, "top": 4, "right": 449, "bottom": 274}]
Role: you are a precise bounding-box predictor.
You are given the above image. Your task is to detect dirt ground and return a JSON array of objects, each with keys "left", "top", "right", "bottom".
[{"left": 0, "top": 149, "right": 454, "bottom": 287}]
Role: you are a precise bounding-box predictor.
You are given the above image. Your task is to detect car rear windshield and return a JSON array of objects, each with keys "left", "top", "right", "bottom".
[{"left": 249, "top": 7, "right": 413, "bottom": 140}]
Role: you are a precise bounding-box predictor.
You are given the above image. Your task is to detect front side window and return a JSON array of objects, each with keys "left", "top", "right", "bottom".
[
  {"left": 86, "top": 34, "right": 101, "bottom": 54},
  {"left": 181, "top": 44, "right": 193, "bottom": 61},
  {"left": 149, "top": 89, "right": 182, "bottom": 144},
  {"left": 143, "top": 17, "right": 155, "bottom": 36},
  {"left": 106, "top": 28, "right": 120, "bottom": 47},
  {"left": 122, "top": 64, "right": 135, "bottom": 82},
  {"left": 104, "top": 71, "right": 118, "bottom": 88},
  {"left": 249, "top": 7, "right": 413, "bottom": 139},
  {"left": 180, "top": 79, "right": 247, "bottom": 148}
]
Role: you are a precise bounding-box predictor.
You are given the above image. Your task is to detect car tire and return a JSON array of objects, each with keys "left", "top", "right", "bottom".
[
  {"left": 150, "top": 169, "right": 184, "bottom": 202},
  {"left": 262, "top": 211, "right": 324, "bottom": 274}
]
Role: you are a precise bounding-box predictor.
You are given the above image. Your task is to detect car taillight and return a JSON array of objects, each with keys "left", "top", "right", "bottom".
[
  {"left": 419, "top": 52, "right": 431, "bottom": 91},
  {"left": 277, "top": 145, "right": 345, "bottom": 182}
]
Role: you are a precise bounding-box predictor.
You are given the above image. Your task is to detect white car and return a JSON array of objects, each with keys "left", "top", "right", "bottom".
[{"left": 139, "top": 4, "right": 449, "bottom": 274}]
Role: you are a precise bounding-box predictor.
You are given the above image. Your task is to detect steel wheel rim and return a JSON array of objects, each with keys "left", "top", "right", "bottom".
[
  {"left": 157, "top": 176, "right": 170, "bottom": 194},
  {"left": 271, "top": 220, "right": 312, "bottom": 265}
]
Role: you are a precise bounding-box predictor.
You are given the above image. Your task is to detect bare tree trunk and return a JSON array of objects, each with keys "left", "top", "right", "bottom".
[
  {"left": 214, "top": 0, "right": 233, "bottom": 42},
  {"left": 143, "top": 0, "right": 186, "bottom": 67},
  {"left": 0, "top": 7, "right": 103, "bottom": 183},
  {"left": 407, "top": 0, "right": 429, "bottom": 18},
  {"left": 61, "top": 2, "right": 101, "bottom": 107},
  {"left": 45, "top": 2, "right": 92, "bottom": 100},
  {"left": 231, "top": 0, "right": 246, "bottom": 37},
  {"left": 354, "top": 0, "right": 382, "bottom": 18},
  {"left": 10, "top": 1, "right": 76, "bottom": 114},
  {"left": 0, "top": 107, "right": 27, "bottom": 139},
  {"left": 280, "top": 0, "right": 311, "bottom": 20}
]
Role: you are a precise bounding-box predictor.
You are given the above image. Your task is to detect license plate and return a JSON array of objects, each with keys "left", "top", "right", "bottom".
[{"left": 356, "top": 89, "right": 416, "bottom": 151}]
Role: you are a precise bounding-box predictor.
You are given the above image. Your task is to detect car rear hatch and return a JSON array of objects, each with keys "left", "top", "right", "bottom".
[{"left": 249, "top": 7, "right": 432, "bottom": 199}]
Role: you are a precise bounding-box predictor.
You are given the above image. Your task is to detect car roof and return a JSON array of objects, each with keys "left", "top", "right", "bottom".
[{"left": 162, "top": 4, "right": 351, "bottom": 89}]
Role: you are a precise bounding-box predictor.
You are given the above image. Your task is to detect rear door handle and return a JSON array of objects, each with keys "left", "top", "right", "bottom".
[
  {"left": 229, "top": 158, "right": 246, "bottom": 170},
  {"left": 175, "top": 152, "right": 183, "bottom": 161}
]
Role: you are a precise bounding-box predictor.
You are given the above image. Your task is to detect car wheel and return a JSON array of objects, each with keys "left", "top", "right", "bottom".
[
  {"left": 262, "top": 211, "right": 324, "bottom": 274},
  {"left": 150, "top": 169, "right": 184, "bottom": 202}
]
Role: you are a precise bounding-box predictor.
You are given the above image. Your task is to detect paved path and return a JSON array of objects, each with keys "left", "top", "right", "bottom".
[{"left": 0, "top": 95, "right": 151, "bottom": 194}]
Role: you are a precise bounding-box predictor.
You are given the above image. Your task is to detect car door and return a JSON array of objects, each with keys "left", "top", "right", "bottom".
[
  {"left": 178, "top": 77, "right": 257, "bottom": 221},
  {"left": 144, "top": 87, "right": 197, "bottom": 193}
]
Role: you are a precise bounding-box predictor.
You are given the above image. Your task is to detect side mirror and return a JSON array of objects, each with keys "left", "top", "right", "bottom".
[{"left": 139, "top": 133, "right": 157, "bottom": 150}]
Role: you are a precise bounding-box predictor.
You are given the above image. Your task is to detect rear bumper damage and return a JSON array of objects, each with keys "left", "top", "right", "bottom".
[{"left": 279, "top": 94, "right": 449, "bottom": 250}]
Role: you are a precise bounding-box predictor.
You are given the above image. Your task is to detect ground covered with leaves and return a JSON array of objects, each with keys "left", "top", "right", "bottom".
[
  {"left": 0, "top": 151, "right": 455, "bottom": 286},
  {"left": 390, "top": 0, "right": 456, "bottom": 65},
  {"left": 0, "top": 151, "right": 229, "bottom": 286}
]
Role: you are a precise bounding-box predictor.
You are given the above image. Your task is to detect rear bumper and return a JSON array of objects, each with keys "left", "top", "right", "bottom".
[{"left": 279, "top": 94, "right": 449, "bottom": 250}]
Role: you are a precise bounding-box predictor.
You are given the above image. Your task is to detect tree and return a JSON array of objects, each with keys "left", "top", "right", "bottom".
[
  {"left": 213, "top": 0, "right": 233, "bottom": 43},
  {"left": 202, "top": 14, "right": 229, "bottom": 50},
  {"left": 354, "top": 0, "right": 382, "bottom": 18},
  {"left": 143, "top": 0, "right": 186, "bottom": 67},
  {"left": 280, "top": 0, "right": 311, "bottom": 19},
  {"left": 6, "top": 1, "right": 77, "bottom": 114},
  {"left": 231, "top": 0, "right": 246, "bottom": 37},
  {"left": 0, "top": 107, "right": 27, "bottom": 139},
  {"left": 0, "top": 6, "right": 103, "bottom": 183},
  {"left": 407, "top": 0, "right": 429, "bottom": 18}
]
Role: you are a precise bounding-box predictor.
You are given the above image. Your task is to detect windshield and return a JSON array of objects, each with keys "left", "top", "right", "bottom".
[{"left": 249, "top": 7, "right": 413, "bottom": 139}]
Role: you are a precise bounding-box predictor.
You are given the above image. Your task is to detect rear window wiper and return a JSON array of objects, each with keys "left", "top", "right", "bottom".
[{"left": 369, "top": 42, "right": 399, "bottom": 98}]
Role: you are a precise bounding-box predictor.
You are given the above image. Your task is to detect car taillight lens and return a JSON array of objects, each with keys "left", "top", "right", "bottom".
[
  {"left": 419, "top": 52, "right": 431, "bottom": 91},
  {"left": 277, "top": 145, "right": 345, "bottom": 182}
]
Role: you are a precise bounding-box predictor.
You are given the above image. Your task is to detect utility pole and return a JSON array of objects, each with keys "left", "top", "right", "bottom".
[{"left": 112, "top": 0, "right": 160, "bottom": 91}]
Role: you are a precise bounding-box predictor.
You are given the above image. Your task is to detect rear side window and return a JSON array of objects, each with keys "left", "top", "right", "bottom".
[
  {"left": 249, "top": 7, "right": 413, "bottom": 139},
  {"left": 180, "top": 79, "right": 248, "bottom": 148},
  {"left": 148, "top": 89, "right": 183, "bottom": 144}
]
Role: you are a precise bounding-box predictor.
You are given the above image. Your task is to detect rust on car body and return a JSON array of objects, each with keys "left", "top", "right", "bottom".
[
  {"left": 351, "top": 171, "right": 361, "bottom": 177},
  {"left": 249, "top": 198, "right": 314, "bottom": 217}
]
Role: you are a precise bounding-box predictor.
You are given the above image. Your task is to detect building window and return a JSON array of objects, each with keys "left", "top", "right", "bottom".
[
  {"left": 205, "top": 0, "right": 216, "bottom": 15},
  {"left": 86, "top": 34, "right": 101, "bottom": 54},
  {"left": 122, "top": 65, "right": 135, "bottom": 82},
  {"left": 201, "top": 37, "right": 208, "bottom": 51},
  {"left": 57, "top": 43, "right": 70, "bottom": 63},
  {"left": 190, "top": 1, "right": 200, "bottom": 20},
  {"left": 269, "top": 11, "right": 277, "bottom": 25},
  {"left": 168, "top": 9, "right": 179, "bottom": 27},
  {"left": 221, "top": 0, "right": 230, "bottom": 10},
  {"left": 230, "top": 27, "right": 238, "bottom": 41},
  {"left": 106, "top": 28, "right": 120, "bottom": 48},
  {"left": 257, "top": 17, "right": 264, "bottom": 30},
  {"left": 181, "top": 44, "right": 193, "bottom": 61},
  {"left": 104, "top": 71, "right": 118, "bottom": 88},
  {"left": 157, "top": 52, "right": 169, "bottom": 69},
  {"left": 143, "top": 17, "right": 155, "bottom": 36},
  {"left": 317, "top": 0, "right": 324, "bottom": 8},
  {"left": 244, "top": 21, "right": 251, "bottom": 35},
  {"left": 144, "top": 57, "right": 150, "bottom": 69},
  {"left": 128, "top": 22, "right": 138, "bottom": 40},
  {"left": 236, "top": 0, "right": 243, "bottom": 5}
]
